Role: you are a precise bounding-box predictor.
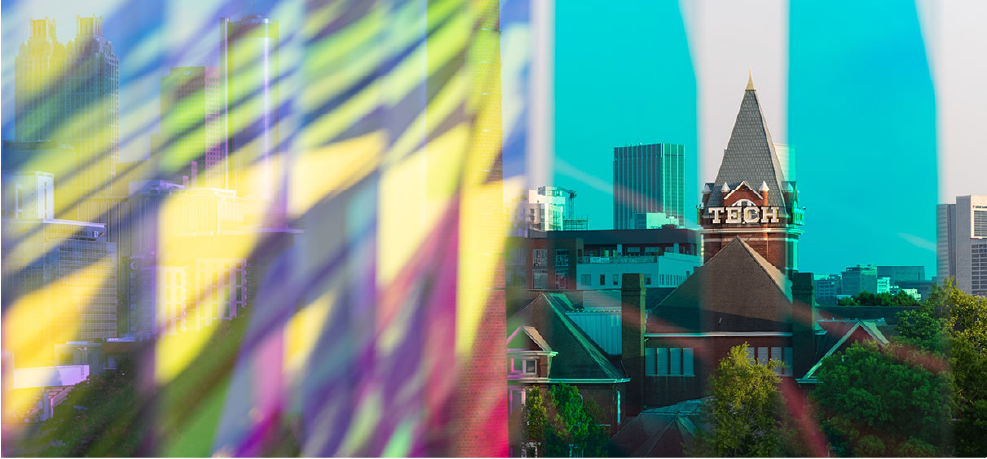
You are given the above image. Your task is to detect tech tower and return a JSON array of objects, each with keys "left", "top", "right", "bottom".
[{"left": 699, "top": 72, "right": 804, "bottom": 276}]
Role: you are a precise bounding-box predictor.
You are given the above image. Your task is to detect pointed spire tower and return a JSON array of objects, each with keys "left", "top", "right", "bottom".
[{"left": 699, "top": 72, "right": 804, "bottom": 275}]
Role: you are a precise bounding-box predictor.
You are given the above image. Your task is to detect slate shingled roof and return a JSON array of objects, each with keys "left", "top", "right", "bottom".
[
  {"left": 508, "top": 293, "right": 627, "bottom": 381},
  {"left": 650, "top": 237, "right": 793, "bottom": 333},
  {"left": 609, "top": 398, "right": 705, "bottom": 457},
  {"left": 706, "top": 75, "right": 788, "bottom": 209}
]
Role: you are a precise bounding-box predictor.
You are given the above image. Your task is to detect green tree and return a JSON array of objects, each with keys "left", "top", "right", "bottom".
[
  {"left": 690, "top": 343, "right": 788, "bottom": 457},
  {"left": 521, "top": 384, "right": 609, "bottom": 457},
  {"left": 937, "top": 280, "right": 987, "bottom": 456},
  {"left": 896, "top": 302, "right": 945, "bottom": 353},
  {"left": 838, "top": 291, "right": 920, "bottom": 307},
  {"left": 812, "top": 341, "right": 952, "bottom": 456}
]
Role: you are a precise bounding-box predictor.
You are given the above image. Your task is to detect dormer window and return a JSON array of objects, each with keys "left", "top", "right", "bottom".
[{"left": 510, "top": 358, "right": 539, "bottom": 376}]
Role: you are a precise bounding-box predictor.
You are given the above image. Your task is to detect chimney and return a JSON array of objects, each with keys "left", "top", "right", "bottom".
[
  {"left": 759, "top": 181, "right": 770, "bottom": 206},
  {"left": 621, "top": 273, "right": 646, "bottom": 416},
  {"left": 790, "top": 272, "right": 816, "bottom": 379},
  {"left": 701, "top": 184, "right": 712, "bottom": 207},
  {"left": 720, "top": 182, "right": 730, "bottom": 201}
]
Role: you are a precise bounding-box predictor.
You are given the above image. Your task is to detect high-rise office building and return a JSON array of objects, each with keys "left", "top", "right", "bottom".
[
  {"left": 14, "top": 16, "right": 120, "bottom": 213},
  {"left": 841, "top": 264, "right": 878, "bottom": 296},
  {"left": 613, "top": 143, "right": 684, "bottom": 229},
  {"left": 151, "top": 67, "right": 228, "bottom": 188},
  {"left": 220, "top": 15, "right": 280, "bottom": 205},
  {"left": 2, "top": 218, "right": 118, "bottom": 366},
  {"left": 15, "top": 19, "right": 67, "bottom": 143},
  {"left": 938, "top": 195, "right": 987, "bottom": 297}
]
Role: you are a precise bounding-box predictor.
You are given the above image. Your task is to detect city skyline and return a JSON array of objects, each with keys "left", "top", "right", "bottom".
[{"left": 3, "top": 1, "right": 987, "bottom": 457}]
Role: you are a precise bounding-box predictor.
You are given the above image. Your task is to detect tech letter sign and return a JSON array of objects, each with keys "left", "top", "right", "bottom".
[{"left": 706, "top": 206, "right": 780, "bottom": 224}]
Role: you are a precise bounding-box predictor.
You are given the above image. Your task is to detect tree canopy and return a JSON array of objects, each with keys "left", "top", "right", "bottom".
[
  {"left": 522, "top": 384, "right": 609, "bottom": 457},
  {"left": 812, "top": 341, "right": 952, "bottom": 456},
  {"left": 689, "top": 343, "right": 798, "bottom": 457},
  {"left": 837, "top": 290, "right": 921, "bottom": 307}
]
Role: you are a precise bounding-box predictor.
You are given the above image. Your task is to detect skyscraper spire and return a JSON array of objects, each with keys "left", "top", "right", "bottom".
[{"left": 746, "top": 68, "right": 755, "bottom": 91}]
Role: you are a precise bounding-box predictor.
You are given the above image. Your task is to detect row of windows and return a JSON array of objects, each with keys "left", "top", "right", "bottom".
[
  {"left": 747, "top": 346, "right": 794, "bottom": 376},
  {"left": 645, "top": 347, "right": 695, "bottom": 376}
]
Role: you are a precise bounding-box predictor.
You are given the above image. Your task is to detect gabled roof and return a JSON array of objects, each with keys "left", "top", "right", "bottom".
[
  {"left": 508, "top": 293, "right": 627, "bottom": 382},
  {"left": 706, "top": 77, "right": 788, "bottom": 209},
  {"left": 722, "top": 180, "right": 763, "bottom": 202},
  {"left": 507, "top": 325, "right": 554, "bottom": 354},
  {"left": 650, "top": 238, "right": 793, "bottom": 333},
  {"left": 798, "top": 319, "right": 890, "bottom": 383},
  {"left": 610, "top": 398, "right": 706, "bottom": 457}
]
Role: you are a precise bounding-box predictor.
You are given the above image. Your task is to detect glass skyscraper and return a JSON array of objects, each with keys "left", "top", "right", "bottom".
[{"left": 612, "top": 143, "right": 684, "bottom": 229}]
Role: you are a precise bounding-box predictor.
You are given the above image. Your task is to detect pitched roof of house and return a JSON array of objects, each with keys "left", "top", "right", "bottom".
[
  {"left": 705, "top": 76, "right": 788, "bottom": 209},
  {"left": 650, "top": 237, "right": 793, "bottom": 333},
  {"left": 610, "top": 398, "right": 706, "bottom": 457},
  {"left": 799, "top": 319, "right": 890, "bottom": 383},
  {"left": 508, "top": 293, "right": 627, "bottom": 381}
]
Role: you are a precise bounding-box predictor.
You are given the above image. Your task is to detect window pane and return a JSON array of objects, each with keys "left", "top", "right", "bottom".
[
  {"left": 670, "top": 348, "right": 681, "bottom": 375},
  {"left": 657, "top": 348, "right": 669, "bottom": 376},
  {"left": 746, "top": 347, "right": 755, "bottom": 363},
  {"left": 784, "top": 347, "right": 794, "bottom": 376},
  {"left": 771, "top": 347, "right": 782, "bottom": 362},
  {"left": 758, "top": 347, "right": 768, "bottom": 365},
  {"left": 645, "top": 347, "right": 656, "bottom": 375},
  {"left": 683, "top": 348, "right": 694, "bottom": 376}
]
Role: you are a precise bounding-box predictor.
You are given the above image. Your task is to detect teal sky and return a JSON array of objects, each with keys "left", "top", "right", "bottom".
[
  {"left": 554, "top": 0, "right": 939, "bottom": 278},
  {"left": 789, "top": 0, "right": 937, "bottom": 277},
  {"left": 553, "top": 1, "right": 699, "bottom": 230}
]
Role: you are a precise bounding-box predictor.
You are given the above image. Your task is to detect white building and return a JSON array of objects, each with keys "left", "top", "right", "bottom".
[
  {"left": 511, "top": 186, "right": 588, "bottom": 234},
  {"left": 2, "top": 170, "right": 55, "bottom": 220},
  {"left": 938, "top": 195, "right": 987, "bottom": 296},
  {"left": 575, "top": 252, "right": 699, "bottom": 290}
]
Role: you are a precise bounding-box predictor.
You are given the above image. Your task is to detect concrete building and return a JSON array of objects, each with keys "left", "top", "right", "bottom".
[
  {"left": 937, "top": 195, "right": 987, "bottom": 296},
  {"left": 125, "top": 180, "right": 248, "bottom": 337},
  {"left": 699, "top": 73, "right": 804, "bottom": 275},
  {"left": 505, "top": 228, "right": 700, "bottom": 292},
  {"left": 841, "top": 264, "right": 878, "bottom": 296},
  {"left": 814, "top": 274, "right": 841, "bottom": 305},
  {"left": 2, "top": 170, "right": 55, "bottom": 220},
  {"left": 512, "top": 186, "right": 588, "bottom": 233},
  {"left": 877, "top": 276, "right": 891, "bottom": 294},
  {"left": 876, "top": 266, "right": 926, "bottom": 284},
  {"left": 150, "top": 67, "right": 227, "bottom": 188},
  {"left": 613, "top": 143, "right": 684, "bottom": 229}
]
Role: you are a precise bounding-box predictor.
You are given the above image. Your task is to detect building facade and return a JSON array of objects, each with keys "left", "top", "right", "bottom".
[
  {"left": 512, "top": 186, "right": 588, "bottom": 233},
  {"left": 15, "top": 16, "right": 120, "bottom": 208},
  {"left": 505, "top": 228, "right": 700, "bottom": 292},
  {"left": 151, "top": 67, "right": 227, "bottom": 188},
  {"left": 937, "top": 195, "right": 987, "bottom": 296},
  {"left": 613, "top": 143, "right": 684, "bottom": 230},
  {"left": 699, "top": 74, "right": 804, "bottom": 275},
  {"left": 841, "top": 264, "right": 878, "bottom": 296},
  {"left": 2, "top": 170, "right": 55, "bottom": 220},
  {"left": 2, "top": 219, "right": 118, "bottom": 365},
  {"left": 814, "top": 274, "right": 841, "bottom": 305},
  {"left": 220, "top": 15, "right": 280, "bottom": 205}
]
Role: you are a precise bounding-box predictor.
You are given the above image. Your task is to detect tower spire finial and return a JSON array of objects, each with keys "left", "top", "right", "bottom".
[{"left": 746, "top": 68, "right": 755, "bottom": 91}]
